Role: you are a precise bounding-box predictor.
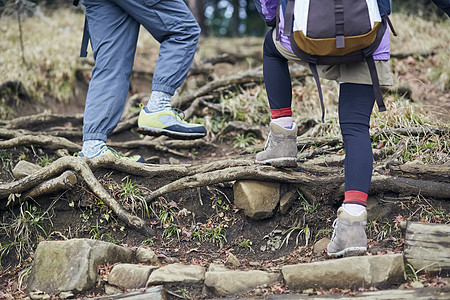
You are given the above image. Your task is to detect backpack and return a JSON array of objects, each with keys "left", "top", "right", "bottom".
[{"left": 279, "top": 0, "right": 396, "bottom": 121}]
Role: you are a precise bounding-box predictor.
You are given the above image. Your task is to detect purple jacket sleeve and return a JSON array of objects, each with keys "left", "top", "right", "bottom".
[
  {"left": 260, "top": 0, "right": 278, "bottom": 21},
  {"left": 254, "top": 0, "right": 278, "bottom": 26}
]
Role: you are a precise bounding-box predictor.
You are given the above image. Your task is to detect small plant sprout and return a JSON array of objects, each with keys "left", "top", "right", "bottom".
[
  {"left": 117, "top": 176, "right": 151, "bottom": 218},
  {"left": 0, "top": 202, "right": 50, "bottom": 264},
  {"left": 38, "top": 154, "right": 53, "bottom": 167},
  {"left": 233, "top": 132, "right": 258, "bottom": 148},
  {"left": 192, "top": 224, "right": 227, "bottom": 248},
  {"left": 404, "top": 263, "right": 419, "bottom": 282},
  {"left": 281, "top": 224, "right": 310, "bottom": 248},
  {"left": 297, "top": 190, "right": 318, "bottom": 214},
  {"left": 237, "top": 238, "right": 253, "bottom": 251}
]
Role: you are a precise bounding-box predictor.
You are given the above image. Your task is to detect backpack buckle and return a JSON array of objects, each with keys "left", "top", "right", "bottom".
[
  {"left": 362, "top": 48, "right": 372, "bottom": 59},
  {"left": 308, "top": 56, "right": 318, "bottom": 65}
]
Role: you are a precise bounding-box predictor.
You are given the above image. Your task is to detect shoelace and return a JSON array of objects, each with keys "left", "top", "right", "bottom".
[
  {"left": 139, "top": 103, "right": 187, "bottom": 121},
  {"left": 263, "top": 131, "right": 273, "bottom": 151},
  {"left": 330, "top": 218, "right": 338, "bottom": 241},
  {"left": 170, "top": 108, "right": 186, "bottom": 121},
  {"left": 99, "top": 146, "right": 122, "bottom": 158}
]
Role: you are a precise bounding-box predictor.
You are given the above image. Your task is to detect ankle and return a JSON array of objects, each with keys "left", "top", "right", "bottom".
[
  {"left": 81, "top": 140, "right": 105, "bottom": 158},
  {"left": 146, "top": 91, "right": 172, "bottom": 113},
  {"left": 342, "top": 203, "right": 366, "bottom": 216},
  {"left": 271, "top": 116, "right": 293, "bottom": 129}
]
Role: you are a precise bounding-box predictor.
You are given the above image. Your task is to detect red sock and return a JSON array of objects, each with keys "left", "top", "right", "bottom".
[
  {"left": 270, "top": 107, "right": 292, "bottom": 119},
  {"left": 343, "top": 190, "right": 368, "bottom": 207}
]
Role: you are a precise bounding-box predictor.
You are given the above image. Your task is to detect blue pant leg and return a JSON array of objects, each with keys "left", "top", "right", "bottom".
[
  {"left": 338, "top": 83, "right": 375, "bottom": 194},
  {"left": 114, "top": 0, "right": 200, "bottom": 95},
  {"left": 82, "top": 0, "right": 139, "bottom": 142}
]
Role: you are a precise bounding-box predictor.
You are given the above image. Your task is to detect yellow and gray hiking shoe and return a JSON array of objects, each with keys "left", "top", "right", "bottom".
[
  {"left": 327, "top": 207, "right": 367, "bottom": 257},
  {"left": 137, "top": 105, "right": 206, "bottom": 140},
  {"left": 78, "top": 146, "right": 144, "bottom": 163}
]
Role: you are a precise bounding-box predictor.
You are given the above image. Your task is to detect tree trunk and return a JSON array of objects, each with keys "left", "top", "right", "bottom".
[
  {"left": 189, "top": 0, "right": 208, "bottom": 37},
  {"left": 231, "top": 0, "right": 240, "bottom": 37}
]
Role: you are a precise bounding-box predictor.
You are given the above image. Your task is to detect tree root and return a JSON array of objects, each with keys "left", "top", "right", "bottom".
[
  {"left": 173, "top": 66, "right": 309, "bottom": 109},
  {"left": 374, "top": 126, "right": 450, "bottom": 137},
  {"left": 370, "top": 175, "right": 450, "bottom": 199},
  {"left": 21, "top": 170, "right": 77, "bottom": 202},
  {"left": 0, "top": 133, "right": 81, "bottom": 152},
  {"left": 0, "top": 156, "right": 153, "bottom": 235},
  {"left": 4, "top": 111, "right": 83, "bottom": 130}
]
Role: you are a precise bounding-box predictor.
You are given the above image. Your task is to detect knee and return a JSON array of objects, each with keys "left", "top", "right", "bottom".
[
  {"left": 190, "top": 22, "right": 201, "bottom": 41},
  {"left": 183, "top": 18, "right": 201, "bottom": 43},
  {"left": 263, "top": 29, "right": 277, "bottom": 57},
  {"left": 339, "top": 122, "right": 370, "bottom": 140}
]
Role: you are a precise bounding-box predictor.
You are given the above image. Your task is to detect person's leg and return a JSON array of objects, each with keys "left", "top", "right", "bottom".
[
  {"left": 81, "top": 0, "right": 139, "bottom": 156},
  {"left": 327, "top": 82, "right": 375, "bottom": 257},
  {"left": 263, "top": 29, "right": 293, "bottom": 127},
  {"left": 120, "top": 0, "right": 200, "bottom": 96},
  {"left": 115, "top": 0, "right": 205, "bottom": 139},
  {"left": 255, "top": 29, "right": 297, "bottom": 167},
  {"left": 339, "top": 83, "right": 375, "bottom": 208}
]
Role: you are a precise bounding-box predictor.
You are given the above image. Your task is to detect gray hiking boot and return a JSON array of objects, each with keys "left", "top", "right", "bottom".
[
  {"left": 255, "top": 122, "right": 298, "bottom": 167},
  {"left": 327, "top": 207, "right": 367, "bottom": 257}
]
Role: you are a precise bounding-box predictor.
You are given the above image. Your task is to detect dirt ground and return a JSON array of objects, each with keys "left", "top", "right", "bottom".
[
  {"left": 0, "top": 119, "right": 449, "bottom": 299},
  {"left": 0, "top": 46, "right": 449, "bottom": 299}
]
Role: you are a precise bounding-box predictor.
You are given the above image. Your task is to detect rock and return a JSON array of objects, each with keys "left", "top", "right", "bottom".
[
  {"left": 104, "top": 284, "right": 123, "bottom": 295},
  {"left": 279, "top": 188, "right": 298, "bottom": 214},
  {"left": 404, "top": 222, "right": 450, "bottom": 272},
  {"left": 169, "top": 157, "right": 180, "bottom": 165},
  {"left": 58, "top": 291, "right": 74, "bottom": 299},
  {"left": 135, "top": 247, "right": 160, "bottom": 265},
  {"left": 108, "top": 263, "right": 157, "bottom": 290},
  {"left": 105, "top": 286, "right": 165, "bottom": 300},
  {"left": 313, "top": 238, "right": 330, "bottom": 255},
  {"left": 204, "top": 268, "right": 280, "bottom": 296},
  {"left": 225, "top": 253, "right": 240, "bottom": 268},
  {"left": 29, "top": 291, "right": 50, "bottom": 300},
  {"left": 282, "top": 254, "right": 405, "bottom": 291},
  {"left": 146, "top": 263, "right": 205, "bottom": 285},
  {"left": 207, "top": 263, "right": 229, "bottom": 272},
  {"left": 27, "top": 239, "right": 133, "bottom": 295},
  {"left": 12, "top": 160, "right": 42, "bottom": 179},
  {"left": 410, "top": 281, "right": 425, "bottom": 289},
  {"left": 233, "top": 180, "right": 280, "bottom": 219},
  {"left": 366, "top": 195, "right": 395, "bottom": 220}
]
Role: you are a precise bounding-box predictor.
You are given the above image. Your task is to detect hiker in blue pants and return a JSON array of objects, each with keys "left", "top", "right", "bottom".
[
  {"left": 78, "top": 0, "right": 206, "bottom": 162},
  {"left": 254, "top": 0, "right": 394, "bottom": 257}
]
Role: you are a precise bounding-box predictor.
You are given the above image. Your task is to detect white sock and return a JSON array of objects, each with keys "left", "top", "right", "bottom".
[
  {"left": 271, "top": 116, "right": 293, "bottom": 129},
  {"left": 146, "top": 91, "right": 172, "bottom": 113},
  {"left": 81, "top": 140, "right": 105, "bottom": 158},
  {"left": 343, "top": 203, "right": 366, "bottom": 216}
]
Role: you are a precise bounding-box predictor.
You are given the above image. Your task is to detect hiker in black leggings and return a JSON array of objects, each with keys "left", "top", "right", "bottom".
[
  {"left": 256, "top": 24, "right": 394, "bottom": 257},
  {"left": 263, "top": 31, "right": 375, "bottom": 198}
]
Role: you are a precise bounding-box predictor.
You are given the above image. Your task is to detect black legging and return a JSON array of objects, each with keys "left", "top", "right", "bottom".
[{"left": 263, "top": 29, "right": 375, "bottom": 195}]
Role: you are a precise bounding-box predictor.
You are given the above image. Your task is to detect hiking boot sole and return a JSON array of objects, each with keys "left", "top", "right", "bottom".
[
  {"left": 327, "top": 247, "right": 366, "bottom": 258},
  {"left": 255, "top": 157, "right": 298, "bottom": 168},
  {"left": 137, "top": 127, "right": 206, "bottom": 140}
]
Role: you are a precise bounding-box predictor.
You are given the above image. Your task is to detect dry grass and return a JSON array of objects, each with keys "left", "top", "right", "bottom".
[
  {"left": 390, "top": 13, "right": 450, "bottom": 54},
  {"left": 1, "top": 10, "right": 449, "bottom": 161},
  {"left": 0, "top": 8, "right": 84, "bottom": 102}
]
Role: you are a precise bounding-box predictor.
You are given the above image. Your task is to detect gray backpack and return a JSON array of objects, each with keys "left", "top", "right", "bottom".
[{"left": 280, "top": 0, "right": 396, "bottom": 120}]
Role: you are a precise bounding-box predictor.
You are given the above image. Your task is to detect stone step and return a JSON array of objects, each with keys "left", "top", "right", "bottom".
[
  {"left": 93, "top": 285, "right": 164, "bottom": 300},
  {"left": 282, "top": 254, "right": 404, "bottom": 291},
  {"left": 214, "top": 286, "right": 450, "bottom": 300}
]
